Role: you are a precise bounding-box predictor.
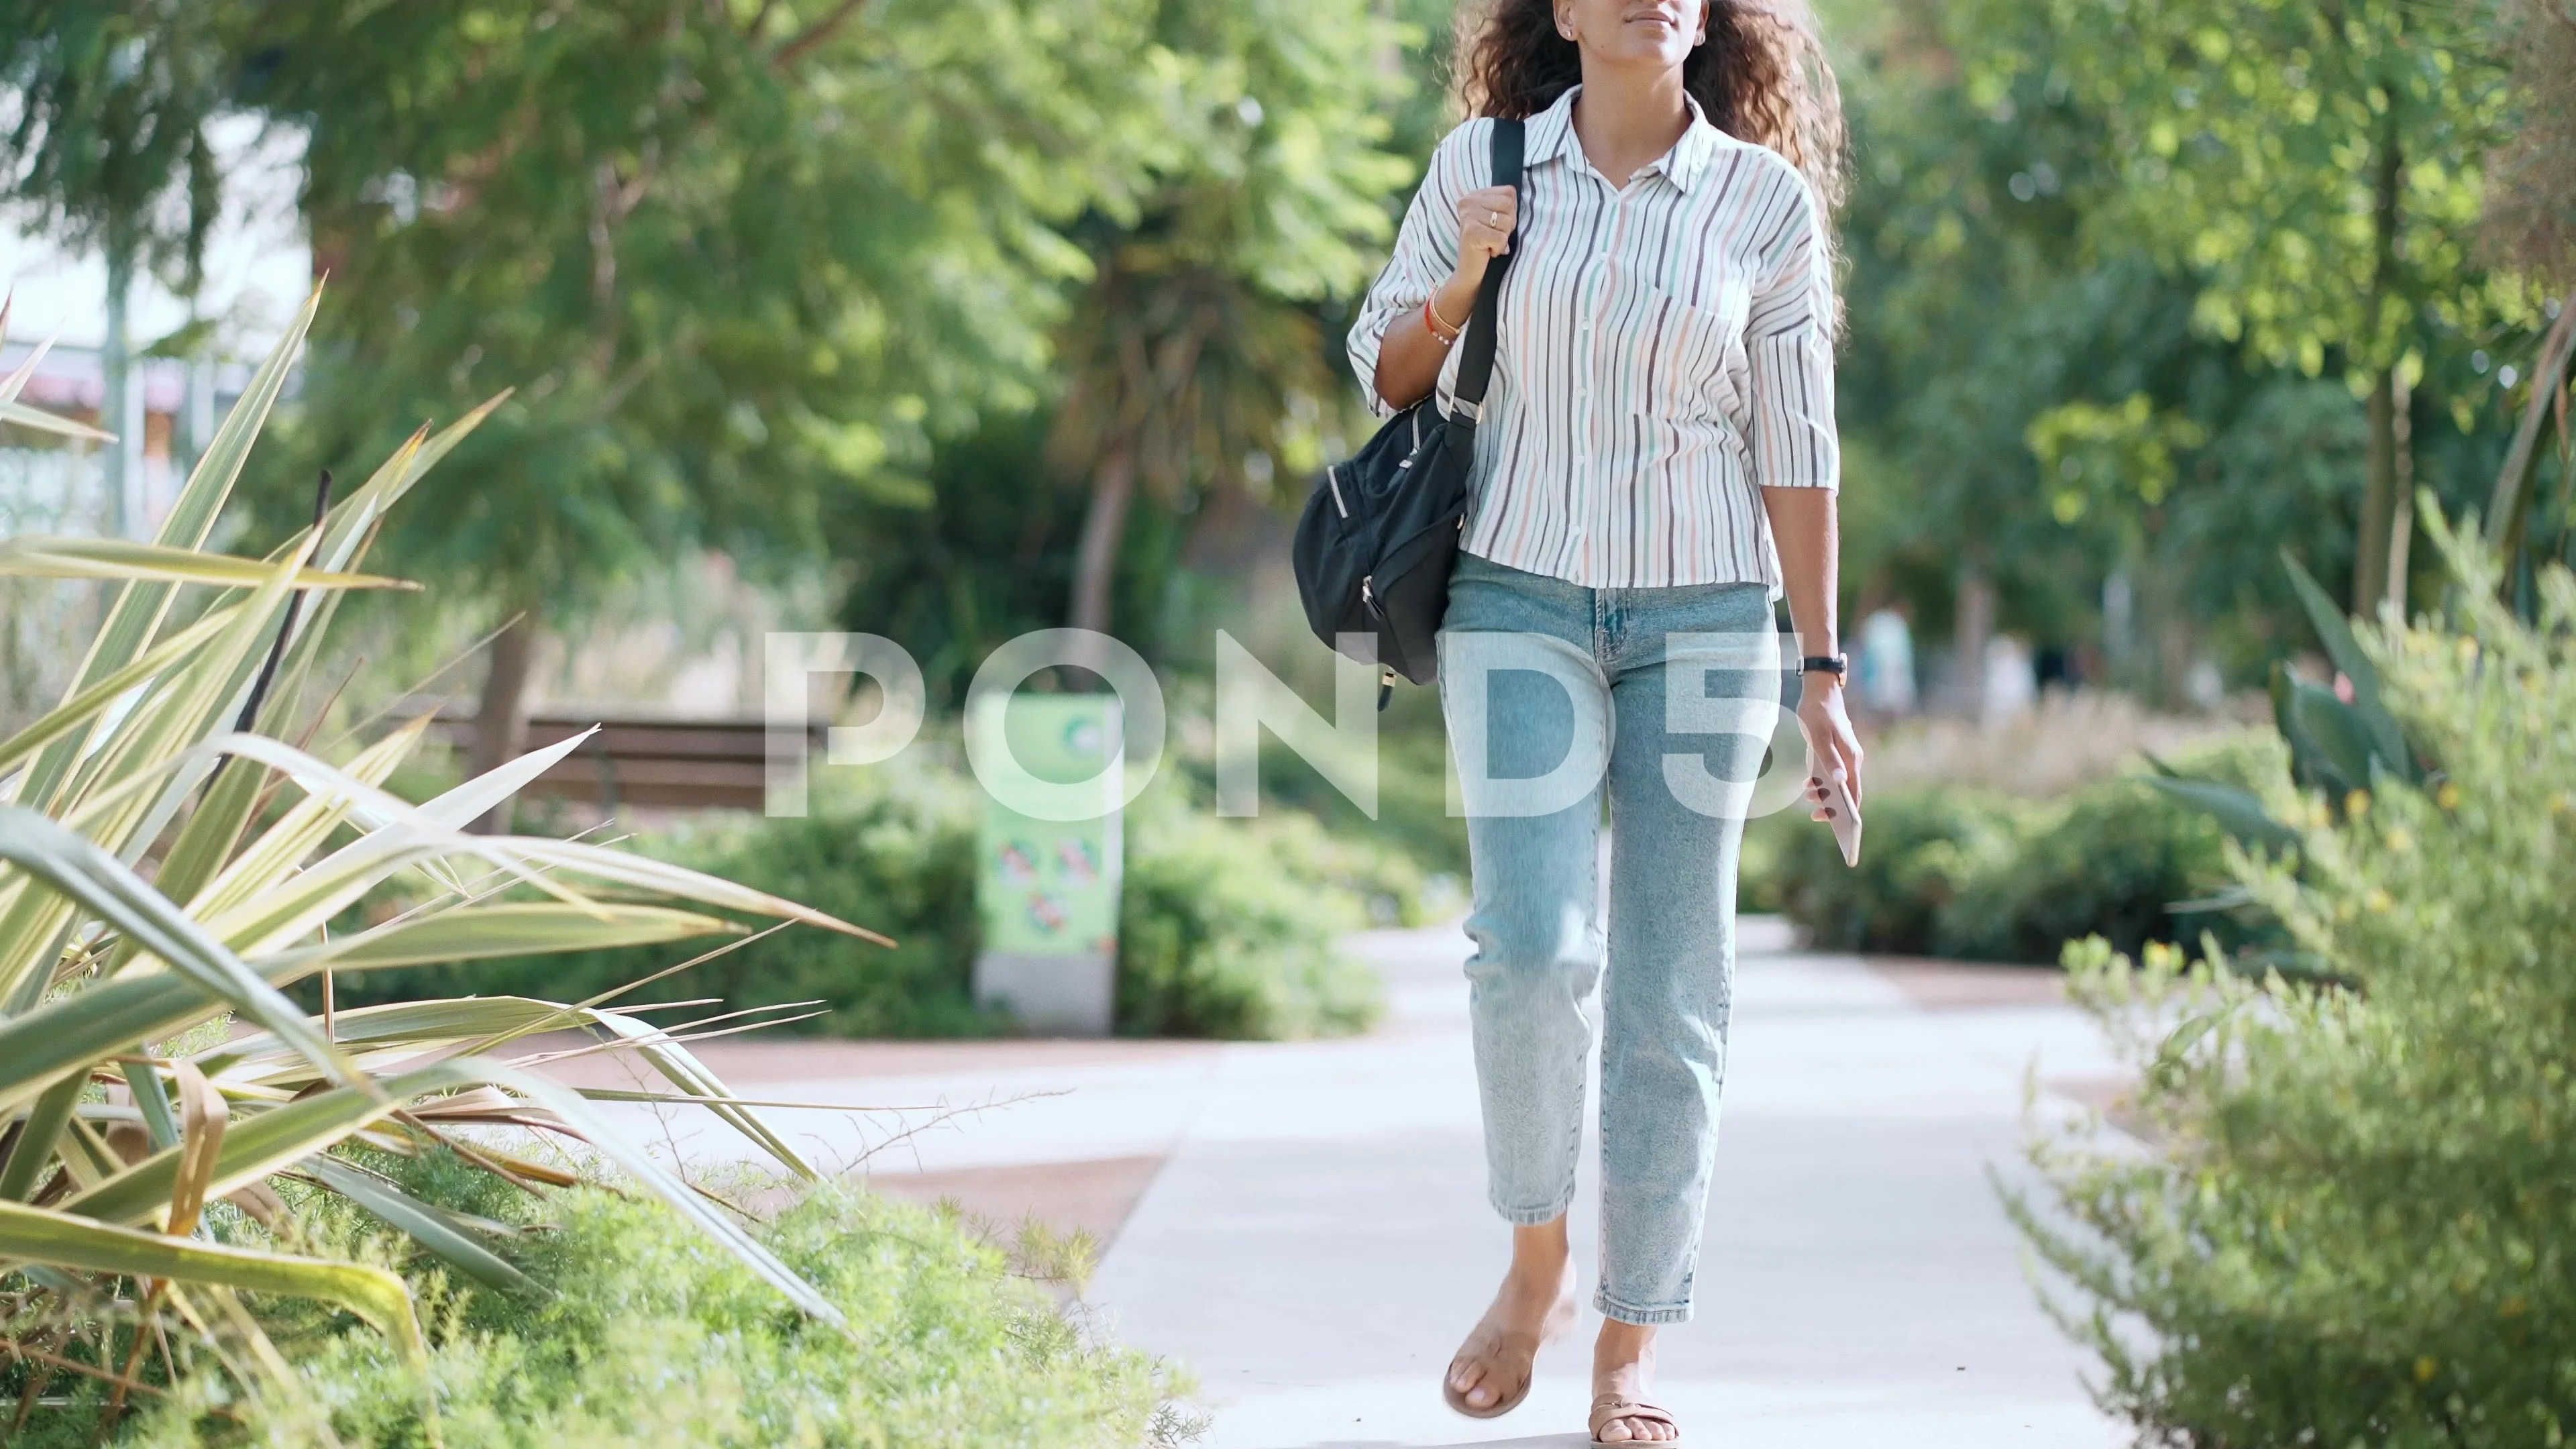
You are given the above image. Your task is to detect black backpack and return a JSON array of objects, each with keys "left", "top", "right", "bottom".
[{"left": 1293, "top": 117, "right": 1523, "bottom": 706}]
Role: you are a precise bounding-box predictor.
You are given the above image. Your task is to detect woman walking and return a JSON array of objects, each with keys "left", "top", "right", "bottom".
[{"left": 1346, "top": 1, "right": 1858, "bottom": 1442}]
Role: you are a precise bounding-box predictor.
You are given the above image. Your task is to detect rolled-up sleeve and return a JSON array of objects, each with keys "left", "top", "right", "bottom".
[
  {"left": 1743, "top": 171, "right": 1839, "bottom": 492},
  {"left": 1347, "top": 120, "right": 1484, "bottom": 418}
]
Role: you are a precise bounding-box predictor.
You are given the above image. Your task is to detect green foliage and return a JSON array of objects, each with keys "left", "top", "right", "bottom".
[
  {"left": 1744, "top": 788, "right": 2021, "bottom": 955},
  {"left": 92, "top": 1152, "right": 1177, "bottom": 1448},
  {"left": 1963, "top": 0, "right": 2525, "bottom": 377},
  {"left": 1932, "top": 775, "right": 2229, "bottom": 963},
  {"left": 2150, "top": 550, "right": 2430, "bottom": 841},
  {"left": 347, "top": 759, "right": 1403, "bottom": 1041},
  {"left": 1952, "top": 0, "right": 2542, "bottom": 610},
  {"left": 335, "top": 764, "right": 989, "bottom": 1038},
  {"left": 1748, "top": 733, "right": 2280, "bottom": 962},
  {"left": 1, "top": 1, "right": 1418, "bottom": 686},
  {"left": 2012, "top": 518, "right": 2576, "bottom": 1446},
  {"left": 1832, "top": 7, "right": 2372, "bottom": 684},
  {"left": 0, "top": 307, "right": 924, "bottom": 1444},
  {"left": 831, "top": 409, "right": 1189, "bottom": 706},
  {"left": 1827, "top": 0, "right": 2540, "bottom": 688},
  {"left": 0, "top": 0, "right": 229, "bottom": 281},
  {"left": 1118, "top": 800, "right": 1392, "bottom": 1038},
  {"left": 1243, "top": 680, "right": 1470, "bottom": 884},
  {"left": 254, "top": 0, "right": 1183, "bottom": 620}
]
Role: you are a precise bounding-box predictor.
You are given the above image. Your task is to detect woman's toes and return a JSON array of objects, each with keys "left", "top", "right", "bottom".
[{"left": 1452, "top": 1360, "right": 1493, "bottom": 1405}]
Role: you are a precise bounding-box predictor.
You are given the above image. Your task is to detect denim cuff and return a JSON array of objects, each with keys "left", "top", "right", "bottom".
[
  {"left": 1595, "top": 1291, "right": 1693, "bottom": 1326},
  {"left": 1490, "top": 1191, "right": 1576, "bottom": 1227}
]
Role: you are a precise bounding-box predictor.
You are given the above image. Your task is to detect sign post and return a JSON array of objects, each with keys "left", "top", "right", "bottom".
[{"left": 970, "top": 692, "right": 1122, "bottom": 1034}]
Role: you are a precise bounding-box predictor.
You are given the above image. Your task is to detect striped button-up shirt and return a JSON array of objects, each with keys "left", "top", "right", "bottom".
[{"left": 1347, "top": 85, "right": 1839, "bottom": 593}]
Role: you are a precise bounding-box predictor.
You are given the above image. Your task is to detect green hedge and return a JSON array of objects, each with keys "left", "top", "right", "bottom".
[
  {"left": 334, "top": 761, "right": 1398, "bottom": 1039},
  {"left": 96, "top": 1151, "right": 1179, "bottom": 1448},
  {"left": 1118, "top": 803, "right": 1389, "bottom": 1037},
  {"left": 2012, "top": 536, "right": 2576, "bottom": 1445},
  {"left": 1741, "top": 733, "right": 2284, "bottom": 963}
]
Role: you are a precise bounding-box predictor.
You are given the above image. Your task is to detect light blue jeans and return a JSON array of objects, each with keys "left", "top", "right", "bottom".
[{"left": 1437, "top": 551, "right": 1778, "bottom": 1325}]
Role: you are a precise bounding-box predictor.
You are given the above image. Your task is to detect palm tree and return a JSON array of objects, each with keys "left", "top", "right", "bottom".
[{"left": 1051, "top": 239, "right": 1336, "bottom": 649}]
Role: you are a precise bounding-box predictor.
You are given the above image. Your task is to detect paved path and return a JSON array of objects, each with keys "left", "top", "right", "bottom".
[
  {"left": 565, "top": 916, "right": 2131, "bottom": 1448},
  {"left": 1088, "top": 918, "right": 2127, "bottom": 1449}
]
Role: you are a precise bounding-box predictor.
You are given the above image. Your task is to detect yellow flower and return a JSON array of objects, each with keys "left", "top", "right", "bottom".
[
  {"left": 2436, "top": 782, "right": 2460, "bottom": 811},
  {"left": 2415, "top": 1355, "right": 2440, "bottom": 1383},
  {"left": 2346, "top": 789, "right": 2372, "bottom": 819},
  {"left": 2366, "top": 888, "right": 2394, "bottom": 913},
  {"left": 2383, "top": 827, "right": 2412, "bottom": 853}
]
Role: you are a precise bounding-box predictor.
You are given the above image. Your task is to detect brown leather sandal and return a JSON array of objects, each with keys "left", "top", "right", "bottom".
[
  {"left": 1441, "top": 1287, "right": 1574, "bottom": 1419},
  {"left": 1590, "top": 1393, "right": 1683, "bottom": 1445}
]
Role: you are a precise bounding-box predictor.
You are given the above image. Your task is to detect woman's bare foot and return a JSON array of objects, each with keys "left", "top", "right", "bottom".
[
  {"left": 1444, "top": 1218, "right": 1577, "bottom": 1417},
  {"left": 1591, "top": 1320, "right": 1676, "bottom": 1442}
]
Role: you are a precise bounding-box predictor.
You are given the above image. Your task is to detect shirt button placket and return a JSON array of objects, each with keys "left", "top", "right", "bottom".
[{"left": 1576, "top": 200, "right": 1611, "bottom": 566}]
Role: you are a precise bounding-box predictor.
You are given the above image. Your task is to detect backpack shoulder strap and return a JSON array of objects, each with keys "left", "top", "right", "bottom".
[{"left": 1450, "top": 117, "right": 1523, "bottom": 423}]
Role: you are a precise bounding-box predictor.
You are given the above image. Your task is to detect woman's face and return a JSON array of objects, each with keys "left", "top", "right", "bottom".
[{"left": 1552, "top": 0, "right": 1709, "bottom": 68}]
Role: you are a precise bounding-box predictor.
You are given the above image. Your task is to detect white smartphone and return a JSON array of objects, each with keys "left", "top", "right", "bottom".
[{"left": 1811, "top": 760, "right": 1864, "bottom": 867}]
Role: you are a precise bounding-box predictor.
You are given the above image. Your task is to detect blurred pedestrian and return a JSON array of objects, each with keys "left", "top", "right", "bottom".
[{"left": 1854, "top": 606, "right": 1916, "bottom": 716}]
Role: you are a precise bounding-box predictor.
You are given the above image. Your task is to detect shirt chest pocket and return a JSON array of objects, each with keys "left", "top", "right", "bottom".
[{"left": 1607, "top": 273, "right": 1746, "bottom": 424}]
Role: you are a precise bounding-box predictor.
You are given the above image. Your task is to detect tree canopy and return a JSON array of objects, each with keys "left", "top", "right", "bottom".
[{"left": 1956, "top": 0, "right": 2534, "bottom": 610}]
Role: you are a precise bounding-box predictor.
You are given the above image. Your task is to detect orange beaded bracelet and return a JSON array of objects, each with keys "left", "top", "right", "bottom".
[{"left": 1424, "top": 294, "right": 1462, "bottom": 346}]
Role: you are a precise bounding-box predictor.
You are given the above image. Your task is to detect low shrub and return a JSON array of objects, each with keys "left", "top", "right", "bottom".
[
  {"left": 341, "top": 755, "right": 1404, "bottom": 1039},
  {"left": 1743, "top": 731, "right": 2282, "bottom": 962},
  {"left": 1932, "top": 777, "right": 2229, "bottom": 963},
  {"left": 1741, "top": 787, "right": 2021, "bottom": 952},
  {"left": 2012, "top": 529, "right": 2576, "bottom": 1445},
  {"left": 1119, "top": 804, "right": 1389, "bottom": 1037},
  {"left": 97, "top": 1150, "right": 1181, "bottom": 1448},
  {"left": 335, "top": 765, "right": 988, "bottom": 1036}
]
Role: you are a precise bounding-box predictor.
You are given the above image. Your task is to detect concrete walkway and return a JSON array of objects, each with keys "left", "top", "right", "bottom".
[
  {"left": 567, "top": 916, "right": 2131, "bottom": 1448},
  {"left": 1083, "top": 918, "right": 2129, "bottom": 1448}
]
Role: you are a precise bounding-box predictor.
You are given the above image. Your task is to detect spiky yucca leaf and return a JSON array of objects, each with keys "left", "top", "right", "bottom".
[
  {"left": 0, "top": 1197, "right": 429, "bottom": 1375},
  {"left": 0, "top": 535, "right": 413, "bottom": 591},
  {"left": 0, "top": 289, "right": 890, "bottom": 1419}
]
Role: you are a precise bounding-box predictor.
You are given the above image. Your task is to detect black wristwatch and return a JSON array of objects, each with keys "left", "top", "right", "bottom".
[{"left": 1801, "top": 653, "right": 1848, "bottom": 679}]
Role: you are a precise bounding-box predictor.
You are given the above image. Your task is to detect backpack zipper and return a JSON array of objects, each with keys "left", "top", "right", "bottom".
[{"left": 1326, "top": 464, "right": 1349, "bottom": 518}]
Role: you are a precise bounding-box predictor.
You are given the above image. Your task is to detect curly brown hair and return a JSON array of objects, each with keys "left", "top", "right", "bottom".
[{"left": 1454, "top": 0, "right": 1849, "bottom": 222}]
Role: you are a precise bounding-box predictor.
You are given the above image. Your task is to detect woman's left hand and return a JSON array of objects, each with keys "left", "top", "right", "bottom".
[{"left": 1797, "top": 677, "right": 1863, "bottom": 819}]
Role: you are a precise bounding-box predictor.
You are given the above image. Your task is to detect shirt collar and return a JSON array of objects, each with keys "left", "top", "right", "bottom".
[{"left": 1521, "top": 85, "right": 1723, "bottom": 194}]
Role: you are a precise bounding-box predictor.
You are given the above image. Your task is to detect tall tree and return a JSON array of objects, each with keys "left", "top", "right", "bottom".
[
  {"left": 1049, "top": 0, "right": 1410, "bottom": 649},
  {"left": 235, "top": 1, "right": 1181, "bottom": 800},
  {"left": 2471, "top": 0, "right": 2575, "bottom": 592},
  {"left": 0, "top": 1, "right": 232, "bottom": 535},
  {"left": 1964, "top": 0, "right": 2527, "bottom": 614},
  {"left": 2480, "top": 0, "right": 2576, "bottom": 288},
  {"left": 1, "top": 1, "right": 1199, "bottom": 803}
]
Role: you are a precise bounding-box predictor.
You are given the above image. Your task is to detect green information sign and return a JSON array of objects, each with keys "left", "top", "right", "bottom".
[{"left": 973, "top": 693, "right": 1122, "bottom": 963}]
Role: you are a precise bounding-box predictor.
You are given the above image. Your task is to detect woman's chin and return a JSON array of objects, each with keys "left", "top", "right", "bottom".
[{"left": 1603, "top": 23, "right": 1694, "bottom": 64}]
